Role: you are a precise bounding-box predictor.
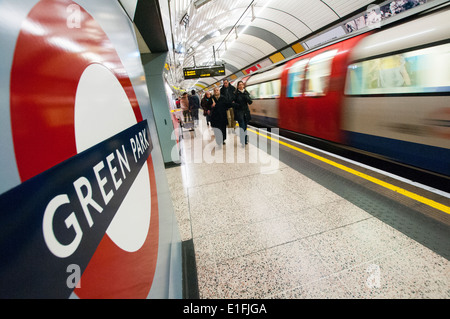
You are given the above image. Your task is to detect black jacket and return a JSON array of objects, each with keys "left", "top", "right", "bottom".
[
  {"left": 210, "top": 95, "right": 228, "bottom": 128},
  {"left": 201, "top": 96, "right": 213, "bottom": 112},
  {"left": 188, "top": 94, "right": 200, "bottom": 110},
  {"left": 233, "top": 89, "right": 252, "bottom": 121},
  {"left": 220, "top": 84, "right": 236, "bottom": 107}
]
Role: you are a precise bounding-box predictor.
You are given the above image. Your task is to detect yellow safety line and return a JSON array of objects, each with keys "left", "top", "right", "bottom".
[{"left": 248, "top": 128, "right": 450, "bottom": 215}]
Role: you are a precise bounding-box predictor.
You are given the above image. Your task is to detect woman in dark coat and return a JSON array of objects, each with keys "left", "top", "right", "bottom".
[
  {"left": 201, "top": 91, "right": 213, "bottom": 126},
  {"left": 211, "top": 87, "right": 228, "bottom": 146},
  {"left": 233, "top": 81, "right": 252, "bottom": 146}
]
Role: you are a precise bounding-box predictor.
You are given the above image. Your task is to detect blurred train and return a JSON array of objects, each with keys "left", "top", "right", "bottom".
[{"left": 240, "top": 8, "right": 450, "bottom": 178}]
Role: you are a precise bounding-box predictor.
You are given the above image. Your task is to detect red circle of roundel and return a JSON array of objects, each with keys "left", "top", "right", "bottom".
[{"left": 10, "top": 0, "right": 159, "bottom": 299}]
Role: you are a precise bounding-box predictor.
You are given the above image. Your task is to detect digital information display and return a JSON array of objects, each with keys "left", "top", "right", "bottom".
[{"left": 183, "top": 65, "right": 225, "bottom": 79}]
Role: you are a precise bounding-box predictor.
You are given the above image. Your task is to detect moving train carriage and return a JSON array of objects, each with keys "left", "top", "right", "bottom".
[
  {"left": 246, "top": 33, "right": 369, "bottom": 142},
  {"left": 279, "top": 33, "right": 367, "bottom": 143},
  {"left": 343, "top": 9, "right": 450, "bottom": 176},
  {"left": 246, "top": 66, "right": 283, "bottom": 128},
  {"left": 246, "top": 8, "right": 450, "bottom": 177}
]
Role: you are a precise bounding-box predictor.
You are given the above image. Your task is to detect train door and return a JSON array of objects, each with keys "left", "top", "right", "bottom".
[
  {"left": 281, "top": 58, "right": 309, "bottom": 131},
  {"left": 303, "top": 48, "right": 339, "bottom": 140},
  {"left": 302, "top": 34, "right": 366, "bottom": 143}
]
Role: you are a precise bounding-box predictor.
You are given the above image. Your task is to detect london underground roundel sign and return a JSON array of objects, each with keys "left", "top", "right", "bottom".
[{"left": 6, "top": 0, "right": 159, "bottom": 298}]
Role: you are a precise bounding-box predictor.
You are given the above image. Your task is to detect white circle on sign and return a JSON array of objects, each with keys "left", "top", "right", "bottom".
[{"left": 74, "top": 63, "right": 150, "bottom": 252}]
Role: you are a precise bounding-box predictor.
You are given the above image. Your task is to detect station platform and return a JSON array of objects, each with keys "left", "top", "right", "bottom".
[{"left": 166, "top": 116, "right": 450, "bottom": 299}]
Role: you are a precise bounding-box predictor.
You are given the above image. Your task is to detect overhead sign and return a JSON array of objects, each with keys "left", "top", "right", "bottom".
[{"left": 183, "top": 65, "right": 225, "bottom": 79}]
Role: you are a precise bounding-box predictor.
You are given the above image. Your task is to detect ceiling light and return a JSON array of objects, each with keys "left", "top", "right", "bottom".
[
  {"left": 194, "top": 0, "right": 212, "bottom": 9},
  {"left": 209, "top": 30, "right": 220, "bottom": 38}
]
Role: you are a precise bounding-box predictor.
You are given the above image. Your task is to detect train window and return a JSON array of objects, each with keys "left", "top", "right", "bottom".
[
  {"left": 247, "top": 80, "right": 281, "bottom": 99},
  {"left": 345, "top": 43, "right": 450, "bottom": 95},
  {"left": 287, "top": 59, "right": 308, "bottom": 98},
  {"left": 271, "top": 79, "right": 281, "bottom": 98},
  {"left": 259, "top": 82, "right": 271, "bottom": 98},
  {"left": 247, "top": 84, "right": 259, "bottom": 99},
  {"left": 305, "top": 50, "right": 338, "bottom": 96}
]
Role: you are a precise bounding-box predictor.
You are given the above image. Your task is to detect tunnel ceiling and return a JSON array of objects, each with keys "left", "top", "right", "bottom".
[{"left": 164, "top": 0, "right": 376, "bottom": 91}]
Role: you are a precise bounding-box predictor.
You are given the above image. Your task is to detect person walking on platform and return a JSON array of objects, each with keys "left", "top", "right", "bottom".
[
  {"left": 211, "top": 87, "right": 228, "bottom": 147},
  {"left": 233, "top": 81, "right": 252, "bottom": 146},
  {"left": 180, "top": 92, "right": 191, "bottom": 123},
  {"left": 189, "top": 90, "right": 200, "bottom": 125},
  {"left": 201, "top": 91, "right": 213, "bottom": 126},
  {"left": 220, "top": 79, "right": 236, "bottom": 133}
]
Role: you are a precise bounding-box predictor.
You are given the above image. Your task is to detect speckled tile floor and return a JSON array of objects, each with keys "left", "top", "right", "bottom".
[{"left": 166, "top": 118, "right": 450, "bottom": 299}]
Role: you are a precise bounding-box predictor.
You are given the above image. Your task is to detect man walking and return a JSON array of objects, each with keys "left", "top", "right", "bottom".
[
  {"left": 220, "top": 79, "right": 236, "bottom": 133},
  {"left": 189, "top": 90, "right": 201, "bottom": 126}
]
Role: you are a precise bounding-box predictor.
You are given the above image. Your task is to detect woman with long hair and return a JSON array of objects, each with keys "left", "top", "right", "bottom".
[{"left": 233, "top": 81, "right": 252, "bottom": 146}]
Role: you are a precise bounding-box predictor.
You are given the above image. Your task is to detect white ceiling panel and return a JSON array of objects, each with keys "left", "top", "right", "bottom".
[
  {"left": 245, "top": 16, "right": 299, "bottom": 44},
  {"left": 323, "top": 0, "right": 375, "bottom": 17},
  {"left": 164, "top": 0, "right": 384, "bottom": 91}
]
